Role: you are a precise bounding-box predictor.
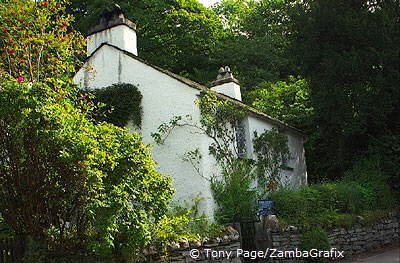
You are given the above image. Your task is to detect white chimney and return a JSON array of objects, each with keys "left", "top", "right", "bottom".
[
  {"left": 211, "top": 66, "right": 242, "bottom": 101},
  {"left": 86, "top": 5, "right": 137, "bottom": 57}
]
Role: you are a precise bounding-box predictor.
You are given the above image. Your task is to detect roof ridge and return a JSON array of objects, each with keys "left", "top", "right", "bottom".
[{"left": 84, "top": 43, "right": 306, "bottom": 137}]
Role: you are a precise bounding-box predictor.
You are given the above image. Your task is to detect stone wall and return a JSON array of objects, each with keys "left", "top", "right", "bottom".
[
  {"left": 268, "top": 214, "right": 399, "bottom": 261},
  {"left": 145, "top": 226, "right": 242, "bottom": 262},
  {"left": 146, "top": 239, "right": 242, "bottom": 263}
]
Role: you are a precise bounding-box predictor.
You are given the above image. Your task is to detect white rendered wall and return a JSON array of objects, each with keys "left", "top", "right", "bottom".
[
  {"left": 211, "top": 82, "right": 242, "bottom": 101},
  {"left": 74, "top": 45, "right": 215, "bottom": 218},
  {"left": 73, "top": 45, "right": 307, "bottom": 219},
  {"left": 245, "top": 115, "right": 307, "bottom": 188},
  {"left": 87, "top": 25, "right": 138, "bottom": 56}
]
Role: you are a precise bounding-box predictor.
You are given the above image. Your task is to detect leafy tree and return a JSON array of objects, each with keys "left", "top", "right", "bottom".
[
  {"left": 0, "top": 1, "right": 174, "bottom": 261},
  {"left": 247, "top": 76, "right": 313, "bottom": 129},
  {"left": 290, "top": 0, "right": 400, "bottom": 180},
  {"left": 211, "top": 0, "right": 296, "bottom": 93},
  {"left": 0, "top": 0, "right": 84, "bottom": 82},
  {"left": 67, "top": 0, "right": 225, "bottom": 83}
]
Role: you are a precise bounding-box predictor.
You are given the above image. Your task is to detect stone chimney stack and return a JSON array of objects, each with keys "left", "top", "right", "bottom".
[
  {"left": 210, "top": 66, "right": 242, "bottom": 101},
  {"left": 86, "top": 4, "right": 137, "bottom": 57}
]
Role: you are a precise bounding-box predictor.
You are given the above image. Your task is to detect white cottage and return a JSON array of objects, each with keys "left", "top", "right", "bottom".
[{"left": 74, "top": 8, "right": 307, "bottom": 219}]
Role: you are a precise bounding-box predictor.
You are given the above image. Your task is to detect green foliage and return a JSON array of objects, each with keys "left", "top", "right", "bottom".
[
  {"left": 0, "top": 0, "right": 85, "bottom": 83},
  {"left": 212, "top": 0, "right": 295, "bottom": 92},
  {"left": 340, "top": 159, "right": 396, "bottom": 211},
  {"left": 150, "top": 198, "right": 224, "bottom": 252},
  {"left": 335, "top": 214, "right": 357, "bottom": 229},
  {"left": 211, "top": 159, "right": 258, "bottom": 224},
  {"left": 253, "top": 128, "right": 291, "bottom": 195},
  {"left": 362, "top": 210, "right": 390, "bottom": 226},
  {"left": 67, "top": 0, "right": 225, "bottom": 84},
  {"left": 0, "top": 2, "right": 173, "bottom": 257},
  {"left": 0, "top": 79, "right": 174, "bottom": 261},
  {"left": 212, "top": 0, "right": 256, "bottom": 34},
  {"left": 290, "top": 0, "right": 400, "bottom": 180},
  {"left": 367, "top": 134, "right": 400, "bottom": 196},
  {"left": 299, "top": 227, "right": 330, "bottom": 262},
  {"left": 270, "top": 167, "right": 396, "bottom": 229},
  {"left": 90, "top": 83, "right": 143, "bottom": 128},
  {"left": 247, "top": 77, "right": 313, "bottom": 129}
]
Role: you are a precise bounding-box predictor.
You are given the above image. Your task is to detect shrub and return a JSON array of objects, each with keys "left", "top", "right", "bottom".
[
  {"left": 0, "top": 80, "right": 174, "bottom": 262},
  {"left": 269, "top": 189, "right": 308, "bottom": 225},
  {"left": 90, "top": 83, "right": 142, "bottom": 128},
  {"left": 362, "top": 210, "right": 390, "bottom": 226},
  {"left": 336, "top": 182, "right": 371, "bottom": 214},
  {"left": 335, "top": 214, "right": 357, "bottom": 228},
  {"left": 299, "top": 227, "right": 330, "bottom": 262},
  {"left": 211, "top": 159, "right": 258, "bottom": 224},
  {"left": 342, "top": 159, "right": 396, "bottom": 210},
  {"left": 310, "top": 184, "right": 339, "bottom": 212},
  {"left": 150, "top": 200, "right": 224, "bottom": 254},
  {"left": 269, "top": 164, "right": 396, "bottom": 229}
]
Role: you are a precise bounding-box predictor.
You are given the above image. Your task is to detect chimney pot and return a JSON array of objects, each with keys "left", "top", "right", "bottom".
[
  {"left": 86, "top": 4, "right": 138, "bottom": 57},
  {"left": 211, "top": 66, "right": 242, "bottom": 101}
]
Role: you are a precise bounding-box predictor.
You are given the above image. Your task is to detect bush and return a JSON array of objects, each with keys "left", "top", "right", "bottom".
[
  {"left": 269, "top": 162, "right": 396, "bottom": 229},
  {"left": 335, "top": 214, "right": 357, "bottom": 228},
  {"left": 90, "top": 83, "right": 142, "bottom": 128},
  {"left": 362, "top": 210, "right": 390, "bottom": 226},
  {"left": 0, "top": 80, "right": 174, "bottom": 262},
  {"left": 211, "top": 159, "right": 258, "bottom": 224},
  {"left": 336, "top": 182, "right": 372, "bottom": 214},
  {"left": 269, "top": 190, "right": 308, "bottom": 225},
  {"left": 299, "top": 227, "right": 330, "bottom": 262},
  {"left": 341, "top": 159, "right": 396, "bottom": 210}
]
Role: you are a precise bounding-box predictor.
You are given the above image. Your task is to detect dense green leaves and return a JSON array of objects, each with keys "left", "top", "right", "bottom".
[
  {"left": 68, "top": 0, "right": 225, "bottom": 83},
  {"left": 0, "top": 1, "right": 175, "bottom": 261},
  {"left": 247, "top": 77, "right": 313, "bottom": 129},
  {"left": 289, "top": 0, "right": 400, "bottom": 180},
  {"left": 270, "top": 173, "right": 396, "bottom": 229},
  {"left": 0, "top": 0, "right": 84, "bottom": 83},
  {"left": 90, "top": 83, "right": 143, "bottom": 128}
]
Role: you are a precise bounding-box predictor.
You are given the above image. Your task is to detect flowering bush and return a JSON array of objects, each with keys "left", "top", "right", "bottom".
[
  {"left": 0, "top": 0, "right": 84, "bottom": 83},
  {"left": 0, "top": 1, "right": 175, "bottom": 262}
]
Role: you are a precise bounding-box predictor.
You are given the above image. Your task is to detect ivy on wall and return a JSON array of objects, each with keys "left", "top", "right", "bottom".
[
  {"left": 152, "top": 91, "right": 292, "bottom": 223},
  {"left": 91, "top": 83, "right": 142, "bottom": 128},
  {"left": 253, "top": 128, "right": 291, "bottom": 196}
]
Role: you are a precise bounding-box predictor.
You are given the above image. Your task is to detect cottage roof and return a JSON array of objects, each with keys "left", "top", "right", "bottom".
[{"left": 85, "top": 43, "right": 306, "bottom": 138}]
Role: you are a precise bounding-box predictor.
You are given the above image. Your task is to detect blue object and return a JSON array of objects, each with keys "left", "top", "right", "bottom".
[{"left": 258, "top": 200, "right": 275, "bottom": 216}]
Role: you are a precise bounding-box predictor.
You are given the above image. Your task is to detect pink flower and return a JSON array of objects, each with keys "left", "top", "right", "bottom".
[{"left": 17, "top": 76, "right": 24, "bottom": 83}]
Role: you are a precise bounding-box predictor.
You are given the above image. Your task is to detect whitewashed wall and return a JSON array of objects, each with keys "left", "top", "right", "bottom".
[
  {"left": 74, "top": 44, "right": 307, "bottom": 220},
  {"left": 74, "top": 45, "right": 216, "bottom": 218},
  {"left": 244, "top": 114, "right": 307, "bottom": 188}
]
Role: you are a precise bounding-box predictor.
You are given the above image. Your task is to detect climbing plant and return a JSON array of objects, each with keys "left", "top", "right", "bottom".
[
  {"left": 90, "top": 83, "right": 142, "bottom": 128},
  {"left": 152, "top": 91, "right": 292, "bottom": 223},
  {"left": 253, "top": 128, "right": 291, "bottom": 196}
]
